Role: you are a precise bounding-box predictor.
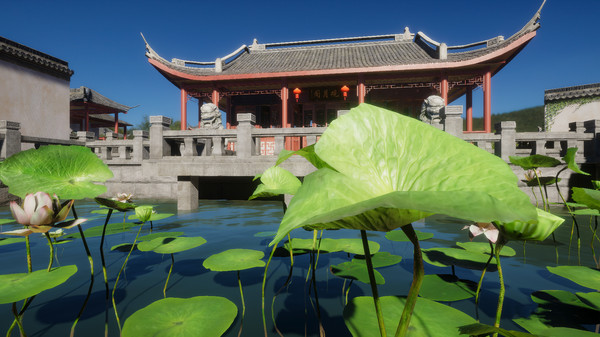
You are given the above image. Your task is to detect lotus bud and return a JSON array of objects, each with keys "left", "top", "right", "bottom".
[
  {"left": 135, "top": 206, "right": 153, "bottom": 223},
  {"left": 524, "top": 169, "right": 541, "bottom": 182},
  {"left": 114, "top": 193, "right": 134, "bottom": 203},
  {"left": 463, "top": 222, "right": 499, "bottom": 244}
]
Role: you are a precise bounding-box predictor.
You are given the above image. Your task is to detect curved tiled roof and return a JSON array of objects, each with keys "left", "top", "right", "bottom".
[
  {"left": 0, "top": 36, "right": 73, "bottom": 80},
  {"left": 70, "top": 86, "right": 132, "bottom": 113},
  {"left": 144, "top": 2, "right": 544, "bottom": 81},
  {"left": 545, "top": 83, "right": 600, "bottom": 102}
]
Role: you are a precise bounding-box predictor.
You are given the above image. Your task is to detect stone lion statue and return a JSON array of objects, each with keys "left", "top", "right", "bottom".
[
  {"left": 419, "top": 95, "right": 445, "bottom": 124},
  {"left": 200, "top": 103, "right": 223, "bottom": 129}
]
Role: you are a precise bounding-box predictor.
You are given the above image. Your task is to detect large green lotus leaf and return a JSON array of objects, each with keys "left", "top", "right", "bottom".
[
  {"left": 344, "top": 296, "right": 476, "bottom": 337},
  {"left": 422, "top": 247, "right": 497, "bottom": 270},
  {"left": 275, "top": 144, "right": 333, "bottom": 170},
  {"left": 531, "top": 290, "right": 597, "bottom": 311},
  {"left": 576, "top": 292, "right": 600, "bottom": 310},
  {"left": 458, "top": 323, "right": 539, "bottom": 337},
  {"left": 352, "top": 252, "right": 402, "bottom": 268},
  {"left": 509, "top": 154, "right": 561, "bottom": 169},
  {"left": 122, "top": 296, "right": 237, "bottom": 337},
  {"left": 0, "top": 237, "right": 25, "bottom": 246},
  {"left": 547, "top": 266, "right": 600, "bottom": 290},
  {"left": 137, "top": 236, "right": 207, "bottom": 254},
  {"left": 64, "top": 222, "right": 137, "bottom": 239},
  {"left": 456, "top": 242, "right": 516, "bottom": 257},
  {"left": 95, "top": 198, "right": 136, "bottom": 212},
  {"left": 0, "top": 145, "right": 113, "bottom": 199},
  {"left": 572, "top": 187, "right": 600, "bottom": 211},
  {"left": 271, "top": 104, "right": 537, "bottom": 245},
  {"left": 203, "top": 249, "right": 265, "bottom": 272},
  {"left": 571, "top": 208, "right": 600, "bottom": 216},
  {"left": 385, "top": 229, "right": 434, "bottom": 242},
  {"left": 563, "top": 147, "right": 589, "bottom": 175},
  {"left": 419, "top": 274, "right": 477, "bottom": 302},
  {"left": 514, "top": 316, "right": 598, "bottom": 336},
  {"left": 330, "top": 261, "right": 385, "bottom": 284},
  {"left": 538, "top": 328, "right": 599, "bottom": 337},
  {"left": 496, "top": 208, "right": 564, "bottom": 241},
  {"left": 249, "top": 166, "right": 301, "bottom": 200},
  {"left": 0, "top": 265, "right": 78, "bottom": 304}
]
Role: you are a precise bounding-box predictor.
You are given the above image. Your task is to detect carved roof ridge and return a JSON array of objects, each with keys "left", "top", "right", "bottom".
[{"left": 0, "top": 35, "right": 73, "bottom": 80}]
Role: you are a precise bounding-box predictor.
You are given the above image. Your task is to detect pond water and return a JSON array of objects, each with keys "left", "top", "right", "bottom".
[{"left": 0, "top": 200, "right": 597, "bottom": 336}]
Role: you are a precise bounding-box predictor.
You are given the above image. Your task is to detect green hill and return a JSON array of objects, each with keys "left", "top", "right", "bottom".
[{"left": 466, "top": 106, "right": 544, "bottom": 132}]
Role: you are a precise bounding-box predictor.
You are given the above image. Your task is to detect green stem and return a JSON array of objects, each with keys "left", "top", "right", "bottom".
[
  {"left": 262, "top": 244, "right": 277, "bottom": 337},
  {"left": 25, "top": 236, "right": 32, "bottom": 273},
  {"left": 237, "top": 270, "right": 245, "bottom": 337},
  {"left": 99, "top": 209, "right": 113, "bottom": 337},
  {"left": 534, "top": 170, "right": 547, "bottom": 211},
  {"left": 112, "top": 221, "right": 144, "bottom": 334},
  {"left": 475, "top": 241, "right": 494, "bottom": 321},
  {"left": 9, "top": 236, "right": 33, "bottom": 336},
  {"left": 361, "top": 230, "right": 386, "bottom": 337},
  {"left": 163, "top": 254, "right": 174, "bottom": 298},
  {"left": 395, "top": 224, "right": 424, "bottom": 337},
  {"left": 44, "top": 233, "right": 54, "bottom": 271},
  {"left": 11, "top": 302, "right": 26, "bottom": 337},
  {"left": 493, "top": 242, "right": 506, "bottom": 336},
  {"left": 70, "top": 224, "right": 94, "bottom": 337}
]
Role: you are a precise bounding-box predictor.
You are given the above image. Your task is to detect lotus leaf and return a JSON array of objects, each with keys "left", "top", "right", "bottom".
[
  {"left": 128, "top": 213, "right": 174, "bottom": 222},
  {"left": 0, "top": 237, "right": 25, "bottom": 246},
  {"left": 64, "top": 222, "right": 137, "bottom": 239},
  {"left": 253, "top": 231, "right": 276, "bottom": 237},
  {"left": 330, "top": 261, "right": 385, "bottom": 284},
  {"left": 563, "top": 147, "right": 589, "bottom": 175},
  {"left": 0, "top": 265, "right": 77, "bottom": 304},
  {"left": 122, "top": 296, "right": 237, "bottom": 337},
  {"left": 272, "top": 104, "right": 537, "bottom": 245},
  {"left": 496, "top": 208, "right": 564, "bottom": 241},
  {"left": 546, "top": 266, "right": 600, "bottom": 290},
  {"left": 572, "top": 187, "right": 600, "bottom": 211},
  {"left": 203, "top": 249, "right": 265, "bottom": 272},
  {"left": 531, "top": 290, "right": 597, "bottom": 311},
  {"left": 275, "top": 144, "right": 332, "bottom": 169},
  {"left": 576, "top": 292, "right": 600, "bottom": 310},
  {"left": 458, "top": 322, "right": 538, "bottom": 337},
  {"left": 138, "top": 232, "right": 184, "bottom": 242},
  {"left": 514, "top": 316, "right": 598, "bottom": 336},
  {"left": 344, "top": 296, "right": 477, "bottom": 337},
  {"left": 509, "top": 154, "right": 561, "bottom": 169},
  {"left": 95, "top": 197, "right": 136, "bottom": 212},
  {"left": 456, "top": 242, "right": 516, "bottom": 256},
  {"left": 352, "top": 252, "right": 402, "bottom": 268},
  {"left": 419, "top": 274, "right": 477, "bottom": 302},
  {"left": 137, "top": 236, "right": 207, "bottom": 254},
  {"left": 523, "top": 176, "right": 559, "bottom": 187},
  {"left": 422, "top": 247, "right": 497, "bottom": 270},
  {"left": 385, "top": 229, "right": 434, "bottom": 242},
  {"left": 0, "top": 145, "right": 113, "bottom": 199},
  {"left": 571, "top": 209, "right": 600, "bottom": 216},
  {"left": 0, "top": 219, "right": 13, "bottom": 225},
  {"left": 283, "top": 238, "right": 380, "bottom": 255},
  {"left": 249, "top": 166, "right": 301, "bottom": 200}
]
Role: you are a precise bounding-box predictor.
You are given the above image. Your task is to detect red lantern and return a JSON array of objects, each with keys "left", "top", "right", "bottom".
[
  {"left": 293, "top": 88, "right": 302, "bottom": 102},
  {"left": 341, "top": 85, "right": 350, "bottom": 100}
]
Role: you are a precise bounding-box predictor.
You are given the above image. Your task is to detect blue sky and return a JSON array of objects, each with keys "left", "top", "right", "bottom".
[{"left": 2, "top": 0, "right": 598, "bottom": 128}]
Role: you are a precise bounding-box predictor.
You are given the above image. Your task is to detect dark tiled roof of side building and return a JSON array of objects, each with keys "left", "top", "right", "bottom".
[
  {"left": 545, "top": 83, "right": 600, "bottom": 102},
  {"left": 70, "top": 86, "right": 132, "bottom": 113},
  {"left": 0, "top": 36, "right": 74, "bottom": 80}
]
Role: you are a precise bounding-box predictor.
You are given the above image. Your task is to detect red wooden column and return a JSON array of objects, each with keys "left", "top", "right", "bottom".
[
  {"left": 180, "top": 88, "right": 187, "bottom": 130},
  {"left": 440, "top": 76, "right": 448, "bottom": 105},
  {"left": 281, "top": 85, "right": 289, "bottom": 128},
  {"left": 483, "top": 71, "right": 492, "bottom": 133},
  {"left": 211, "top": 89, "right": 219, "bottom": 106},
  {"left": 466, "top": 87, "right": 473, "bottom": 132},
  {"left": 114, "top": 112, "right": 119, "bottom": 134},
  {"left": 357, "top": 76, "right": 366, "bottom": 104}
]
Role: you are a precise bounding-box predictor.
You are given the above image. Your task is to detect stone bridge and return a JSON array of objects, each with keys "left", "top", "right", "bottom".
[{"left": 1, "top": 107, "right": 599, "bottom": 209}]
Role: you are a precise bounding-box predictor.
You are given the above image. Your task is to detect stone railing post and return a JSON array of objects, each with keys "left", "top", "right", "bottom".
[
  {"left": 150, "top": 116, "right": 172, "bottom": 159},
  {"left": 495, "top": 121, "right": 516, "bottom": 161},
  {"left": 442, "top": 105, "right": 463, "bottom": 137},
  {"left": 105, "top": 131, "right": 118, "bottom": 140},
  {"left": 0, "top": 121, "right": 21, "bottom": 159},
  {"left": 76, "top": 131, "right": 95, "bottom": 142},
  {"left": 132, "top": 130, "right": 149, "bottom": 162},
  {"left": 569, "top": 121, "right": 586, "bottom": 161},
  {"left": 236, "top": 113, "right": 256, "bottom": 157},
  {"left": 212, "top": 137, "right": 223, "bottom": 156},
  {"left": 183, "top": 137, "right": 198, "bottom": 157},
  {"left": 584, "top": 120, "right": 600, "bottom": 162},
  {"left": 274, "top": 136, "right": 285, "bottom": 155}
]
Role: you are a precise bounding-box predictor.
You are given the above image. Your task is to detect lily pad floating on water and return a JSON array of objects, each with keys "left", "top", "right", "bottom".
[
  {"left": 546, "top": 266, "right": 600, "bottom": 290},
  {"left": 422, "top": 247, "right": 497, "bottom": 271},
  {"left": 137, "top": 232, "right": 184, "bottom": 242},
  {"left": 343, "top": 296, "right": 477, "bottom": 337},
  {"left": 514, "top": 315, "right": 599, "bottom": 337},
  {"left": 253, "top": 231, "right": 276, "bottom": 237},
  {"left": 531, "top": 290, "right": 597, "bottom": 311},
  {"left": 330, "top": 261, "right": 385, "bottom": 284},
  {"left": 419, "top": 274, "right": 477, "bottom": 302},
  {"left": 455, "top": 241, "right": 516, "bottom": 257},
  {"left": 458, "top": 322, "right": 537, "bottom": 337},
  {"left": 0, "top": 265, "right": 78, "bottom": 304},
  {"left": 203, "top": 249, "right": 265, "bottom": 272},
  {"left": 128, "top": 212, "right": 174, "bottom": 222},
  {"left": 385, "top": 229, "right": 434, "bottom": 242},
  {"left": 0, "top": 145, "right": 113, "bottom": 199},
  {"left": 352, "top": 252, "right": 402, "bottom": 268},
  {"left": 64, "top": 222, "right": 138, "bottom": 239},
  {"left": 137, "top": 236, "right": 207, "bottom": 254},
  {"left": 0, "top": 237, "right": 25, "bottom": 246},
  {"left": 122, "top": 296, "right": 237, "bottom": 337},
  {"left": 283, "top": 238, "right": 380, "bottom": 255}
]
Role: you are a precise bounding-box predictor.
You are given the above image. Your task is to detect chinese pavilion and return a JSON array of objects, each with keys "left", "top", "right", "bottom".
[{"left": 144, "top": 2, "right": 544, "bottom": 135}]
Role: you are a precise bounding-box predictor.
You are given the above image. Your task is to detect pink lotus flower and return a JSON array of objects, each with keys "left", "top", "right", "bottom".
[
  {"left": 3, "top": 192, "right": 86, "bottom": 236},
  {"left": 463, "top": 222, "right": 499, "bottom": 244}
]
